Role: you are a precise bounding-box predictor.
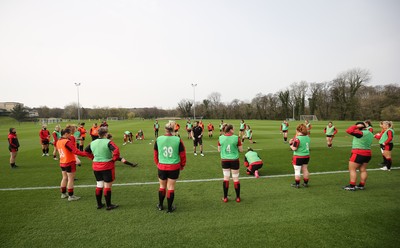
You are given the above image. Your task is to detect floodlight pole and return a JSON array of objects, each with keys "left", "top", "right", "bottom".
[
  {"left": 293, "top": 104, "right": 295, "bottom": 121},
  {"left": 74, "top": 83, "right": 81, "bottom": 121},
  {"left": 191, "top": 83, "right": 197, "bottom": 120}
]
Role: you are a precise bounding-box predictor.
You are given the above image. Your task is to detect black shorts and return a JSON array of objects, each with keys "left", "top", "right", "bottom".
[
  {"left": 60, "top": 164, "right": 76, "bottom": 173},
  {"left": 282, "top": 130, "right": 288, "bottom": 133},
  {"left": 380, "top": 143, "right": 394, "bottom": 151},
  {"left": 349, "top": 153, "right": 371, "bottom": 164},
  {"left": 292, "top": 156, "right": 310, "bottom": 166},
  {"left": 9, "top": 147, "right": 18, "bottom": 152},
  {"left": 81, "top": 137, "right": 85, "bottom": 141},
  {"left": 41, "top": 139, "right": 50, "bottom": 145},
  {"left": 221, "top": 160, "right": 240, "bottom": 170},
  {"left": 158, "top": 169, "right": 180, "bottom": 180},
  {"left": 94, "top": 169, "right": 115, "bottom": 183},
  {"left": 194, "top": 138, "right": 203, "bottom": 146},
  {"left": 326, "top": 135, "right": 333, "bottom": 138},
  {"left": 240, "top": 129, "right": 244, "bottom": 132},
  {"left": 249, "top": 163, "right": 263, "bottom": 172}
]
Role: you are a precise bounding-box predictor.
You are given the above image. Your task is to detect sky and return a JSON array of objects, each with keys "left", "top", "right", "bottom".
[{"left": 0, "top": 0, "right": 399, "bottom": 110}]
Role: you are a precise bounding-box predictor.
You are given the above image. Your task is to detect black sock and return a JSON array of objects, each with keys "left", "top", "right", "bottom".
[
  {"left": 104, "top": 188, "right": 112, "bottom": 207},
  {"left": 96, "top": 188, "right": 103, "bottom": 206},
  {"left": 223, "top": 180, "right": 229, "bottom": 198},
  {"left": 234, "top": 182, "right": 240, "bottom": 198},
  {"left": 159, "top": 188, "right": 166, "bottom": 206},
  {"left": 167, "top": 190, "right": 174, "bottom": 211},
  {"left": 387, "top": 159, "right": 392, "bottom": 169}
]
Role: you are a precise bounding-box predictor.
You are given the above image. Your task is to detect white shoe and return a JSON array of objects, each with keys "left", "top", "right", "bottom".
[
  {"left": 200, "top": 153, "right": 204, "bottom": 157},
  {"left": 123, "top": 143, "right": 126, "bottom": 145},
  {"left": 53, "top": 157, "right": 58, "bottom": 160},
  {"left": 380, "top": 166, "right": 388, "bottom": 171},
  {"left": 194, "top": 153, "right": 197, "bottom": 156},
  {"left": 46, "top": 153, "right": 49, "bottom": 156},
  {"left": 61, "top": 193, "right": 68, "bottom": 199},
  {"left": 42, "top": 154, "right": 46, "bottom": 156},
  {"left": 68, "top": 195, "right": 81, "bottom": 201}
]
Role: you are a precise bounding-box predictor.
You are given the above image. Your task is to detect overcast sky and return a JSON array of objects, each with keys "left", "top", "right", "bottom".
[{"left": 0, "top": 0, "right": 399, "bottom": 110}]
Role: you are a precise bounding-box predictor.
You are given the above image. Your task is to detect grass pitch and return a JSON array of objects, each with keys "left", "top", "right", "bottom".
[{"left": 0, "top": 118, "right": 399, "bottom": 247}]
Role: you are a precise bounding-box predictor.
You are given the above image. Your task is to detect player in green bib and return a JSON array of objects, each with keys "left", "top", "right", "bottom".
[
  {"left": 154, "top": 119, "right": 159, "bottom": 138},
  {"left": 377, "top": 121, "right": 395, "bottom": 171},
  {"left": 52, "top": 125, "right": 61, "bottom": 160},
  {"left": 343, "top": 122, "right": 373, "bottom": 191},
  {"left": 289, "top": 124, "right": 311, "bottom": 188},
  {"left": 304, "top": 120, "right": 312, "bottom": 136},
  {"left": 324, "top": 121, "right": 338, "bottom": 148},
  {"left": 153, "top": 121, "right": 186, "bottom": 213},
  {"left": 239, "top": 119, "right": 246, "bottom": 140},
  {"left": 280, "top": 120, "right": 289, "bottom": 143},
  {"left": 218, "top": 124, "right": 243, "bottom": 202},
  {"left": 123, "top": 130, "right": 133, "bottom": 145},
  {"left": 244, "top": 147, "right": 263, "bottom": 178},
  {"left": 85, "top": 127, "right": 121, "bottom": 210},
  {"left": 219, "top": 119, "right": 224, "bottom": 136},
  {"left": 186, "top": 120, "right": 193, "bottom": 139},
  {"left": 242, "top": 125, "right": 256, "bottom": 144}
]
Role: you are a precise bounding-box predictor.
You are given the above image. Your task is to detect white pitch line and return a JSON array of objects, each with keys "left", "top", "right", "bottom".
[{"left": 0, "top": 167, "right": 397, "bottom": 192}]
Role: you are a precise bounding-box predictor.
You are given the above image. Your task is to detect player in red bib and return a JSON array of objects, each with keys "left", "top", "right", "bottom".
[{"left": 39, "top": 125, "right": 51, "bottom": 156}]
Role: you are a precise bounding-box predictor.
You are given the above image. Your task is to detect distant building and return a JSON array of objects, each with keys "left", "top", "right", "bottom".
[
  {"left": 28, "top": 110, "right": 39, "bottom": 118},
  {"left": 0, "top": 102, "right": 23, "bottom": 111},
  {"left": 38, "top": 118, "right": 63, "bottom": 124}
]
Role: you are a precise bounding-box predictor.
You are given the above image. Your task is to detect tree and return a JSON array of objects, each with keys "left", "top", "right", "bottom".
[
  {"left": 331, "top": 68, "right": 371, "bottom": 120},
  {"left": 10, "top": 104, "right": 28, "bottom": 122},
  {"left": 289, "top": 81, "right": 308, "bottom": 120},
  {"left": 278, "top": 90, "right": 290, "bottom": 119},
  {"left": 62, "top": 103, "right": 78, "bottom": 119},
  {"left": 208, "top": 92, "right": 222, "bottom": 118},
  {"left": 37, "top": 106, "right": 51, "bottom": 118},
  {"left": 177, "top": 99, "right": 193, "bottom": 117}
]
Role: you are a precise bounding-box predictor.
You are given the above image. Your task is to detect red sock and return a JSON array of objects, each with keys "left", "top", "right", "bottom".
[
  {"left": 61, "top": 187, "right": 66, "bottom": 194},
  {"left": 96, "top": 187, "right": 102, "bottom": 196}
]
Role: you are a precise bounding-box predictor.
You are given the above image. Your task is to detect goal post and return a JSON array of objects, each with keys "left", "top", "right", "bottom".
[{"left": 299, "top": 115, "right": 319, "bottom": 121}]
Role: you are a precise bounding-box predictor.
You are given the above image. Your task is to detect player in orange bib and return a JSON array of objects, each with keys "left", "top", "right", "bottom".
[{"left": 56, "top": 127, "right": 89, "bottom": 201}]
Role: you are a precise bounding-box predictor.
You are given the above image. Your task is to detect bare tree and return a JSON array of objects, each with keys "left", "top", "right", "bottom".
[
  {"left": 289, "top": 81, "right": 308, "bottom": 119},
  {"left": 207, "top": 92, "right": 222, "bottom": 118},
  {"left": 177, "top": 99, "right": 193, "bottom": 117},
  {"left": 278, "top": 90, "right": 290, "bottom": 119},
  {"left": 331, "top": 68, "right": 371, "bottom": 120}
]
